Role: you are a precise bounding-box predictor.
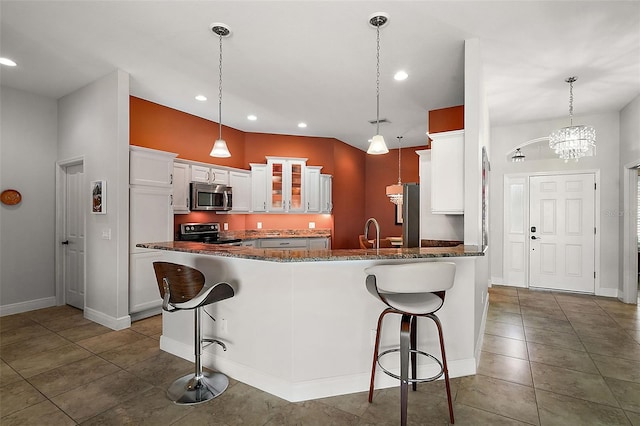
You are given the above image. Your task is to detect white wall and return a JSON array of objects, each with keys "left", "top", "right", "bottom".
[
  {"left": 490, "top": 111, "right": 622, "bottom": 293},
  {"left": 620, "top": 95, "right": 640, "bottom": 162},
  {"left": 57, "top": 70, "right": 131, "bottom": 329},
  {"left": 0, "top": 87, "right": 58, "bottom": 314}
]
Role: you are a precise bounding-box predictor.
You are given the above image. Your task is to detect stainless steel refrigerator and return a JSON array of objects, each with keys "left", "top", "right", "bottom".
[{"left": 402, "top": 183, "right": 420, "bottom": 248}]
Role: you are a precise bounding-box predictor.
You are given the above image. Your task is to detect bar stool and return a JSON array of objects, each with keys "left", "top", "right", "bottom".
[
  {"left": 153, "top": 261, "right": 235, "bottom": 405},
  {"left": 365, "top": 262, "right": 456, "bottom": 425}
]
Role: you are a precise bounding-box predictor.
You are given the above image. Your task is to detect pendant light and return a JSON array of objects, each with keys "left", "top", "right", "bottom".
[
  {"left": 209, "top": 23, "right": 232, "bottom": 158},
  {"left": 548, "top": 76, "right": 596, "bottom": 162},
  {"left": 367, "top": 12, "right": 389, "bottom": 155},
  {"left": 386, "top": 136, "right": 403, "bottom": 204}
]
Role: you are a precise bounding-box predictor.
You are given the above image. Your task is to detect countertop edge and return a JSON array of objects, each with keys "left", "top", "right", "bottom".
[{"left": 136, "top": 241, "right": 484, "bottom": 262}]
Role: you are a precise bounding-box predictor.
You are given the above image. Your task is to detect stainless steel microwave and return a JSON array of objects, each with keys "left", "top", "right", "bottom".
[{"left": 190, "top": 183, "right": 232, "bottom": 211}]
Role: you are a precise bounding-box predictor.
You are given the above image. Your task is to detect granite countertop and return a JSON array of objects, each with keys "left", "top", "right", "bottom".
[
  {"left": 137, "top": 241, "right": 484, "bottom": 263},
  {"left": 219, "top": 229, "right": 331, "bottom": 240}
]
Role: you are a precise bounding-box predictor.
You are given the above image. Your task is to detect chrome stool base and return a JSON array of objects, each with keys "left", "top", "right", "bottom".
[{"left": 168, "top": 371, "right": 229, "bottom": 405}]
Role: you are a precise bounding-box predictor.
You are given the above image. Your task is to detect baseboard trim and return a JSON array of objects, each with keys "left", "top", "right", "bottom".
[
  {"left": 160, "top": 335, "right": 476, "bottom": 402},
  {"left": 596, "top": 287, "right": 619, "bottom": 298},
  {"left": 84, "top": 307, "right": 131, "bottom": 330},
  {"left": 0, "top": 297, "right": 57, "bottom": 317}
]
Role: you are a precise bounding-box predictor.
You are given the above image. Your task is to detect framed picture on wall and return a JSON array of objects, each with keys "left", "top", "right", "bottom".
[{"left": 91, "top": 180, "right": 106, "bottom": 214}]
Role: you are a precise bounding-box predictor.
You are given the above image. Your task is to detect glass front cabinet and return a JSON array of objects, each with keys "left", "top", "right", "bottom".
[{"left": 266, "top": 157, "right": 307, "bottom": 213}]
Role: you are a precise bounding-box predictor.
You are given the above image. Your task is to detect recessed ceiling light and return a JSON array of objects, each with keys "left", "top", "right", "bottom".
[
  {"left": 195, "top": 95, "right": 207, "bottom": 101},
  {"left": 247, "top": 115, "right": 257, "bottom": 121},
  {"left": 298, "top": 122, "right": 307, "bottom": 128},
  {"left": 0, "top": 57, "right": 17, "bottom": 67},
  {"left": 394, "top": 70, "right": 408, "bottom": 81}
]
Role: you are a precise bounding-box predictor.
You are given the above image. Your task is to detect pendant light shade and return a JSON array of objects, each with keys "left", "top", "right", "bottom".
[
  {"left": 548, "top": 76, "right": 596, "bottom": 162},
  {"left": 385, "top": 136, "right": 403, "bottom": 204},
  {"left": 210, "top": 23, "right": 232, "bottom": 158},
  {"left": 367, "top": 13, "right": 389, "bottom": 155}
]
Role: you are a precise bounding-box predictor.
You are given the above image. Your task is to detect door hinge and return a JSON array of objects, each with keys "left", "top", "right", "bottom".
[
  {"left": 594, "top": 182, "right": 597, "bottom": 190},
  {"left": 594, "top": 271, "right": 596, "bottom": 279},
  {"left": 594, "top": 227, "right": 596, "bottom": 234}
]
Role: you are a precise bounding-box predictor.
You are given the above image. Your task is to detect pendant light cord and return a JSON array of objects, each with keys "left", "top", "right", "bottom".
[
  {"left": 397, "top": 136, "right": 402, "bottom": 184},
  {"left": 218, "top": 33, "right": 223, "bottom": 140},
  {"left": 568, "top": 78, "right": 574, "bottom": 127},
  {"left": 376, "top": 23, "right": 381, "bottom": 135}
]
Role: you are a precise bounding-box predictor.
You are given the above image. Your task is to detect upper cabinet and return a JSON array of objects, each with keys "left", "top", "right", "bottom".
[
  {"left": 191, "top": 164, "right": 229, "bottom": 185},
  {"left": 320, "top": 174, "right": 333, "bottom": 213},
  {"left": 267, "top": 157, "right": 307, "bottom": 213},
  {"left": 250, "top": 164, "right": 268, "bottom": 212},
  {"left": 430, "top": 130, "right": 464, "bottom": 214},
  {"left": 229, "top": 170, "right": 251, "bottom": 212},
  {"left": 130, "top": 146, "right": 176, "bottom": 187},
  {"left": 172, "top": 162, "right": 190, "bottom": 214},
  {"left": 305, "top": 166, "right": 322, "bottom": 213}
]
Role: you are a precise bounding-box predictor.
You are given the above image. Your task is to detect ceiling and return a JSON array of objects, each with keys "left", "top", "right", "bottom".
[{"left": 1, "top": 1, "right": 638, "bottom": 152}]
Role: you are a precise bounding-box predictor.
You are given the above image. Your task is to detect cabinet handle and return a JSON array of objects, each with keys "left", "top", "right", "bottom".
[
  {"left": 263, "top": 201, "right": 266, "bottom": 210},
  {"left": 211, "top": 171, "right": 215, "bottom": 182},
  {"left": 170, "top": 195, "right": 173, "bottom": 205},
  {"left": 206, "top": 171, "right": 210, "bottom": 181},
  {"left": 170, "top": 173, "right": 173, "bottom": 184}
]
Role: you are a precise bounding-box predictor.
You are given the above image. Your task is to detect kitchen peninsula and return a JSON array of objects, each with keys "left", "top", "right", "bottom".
[{"left": 138, "top": 241, "right": 486, "bottom": 402}]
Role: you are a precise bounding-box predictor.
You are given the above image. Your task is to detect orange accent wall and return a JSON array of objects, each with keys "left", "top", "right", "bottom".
[
  {"left": 130, "top": 96, "right": 426, "bottom": 249},
  {"left": 428, "top": 105, "right": 464, "bottom": 133},
  {"left": 365, "top": 147, "right": 428, "bottom": 240}
]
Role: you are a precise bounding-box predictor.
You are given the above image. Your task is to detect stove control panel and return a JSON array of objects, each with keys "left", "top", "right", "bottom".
[{"left": 180, "top": 222, "right": 220, "bottom": 235}]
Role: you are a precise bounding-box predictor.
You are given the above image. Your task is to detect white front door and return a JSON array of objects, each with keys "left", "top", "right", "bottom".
[
  {"left": 529, "top": 173, "right": 595, "bottom": 293},
  {"left": 63, "top": 163, "right": 85, "bottom": 309}
]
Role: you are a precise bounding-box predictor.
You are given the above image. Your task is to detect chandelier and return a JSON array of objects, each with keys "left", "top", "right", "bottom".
[
  {"left": 209, "top": 23, "right": 232, "bottom": 158},
  {"left": 511, "top": 148, "right": 525, "bottom": 162},
  {"left": 367, "top": 13, "right": 389, "bottom": 155},
  {"left": 386, "top": 136, "right": 403, "bottom": 204},
  {"left": 549, "top": 77, "right": 595, "bottom": 162}
]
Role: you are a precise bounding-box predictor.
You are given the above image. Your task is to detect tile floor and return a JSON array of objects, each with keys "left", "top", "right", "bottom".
[{"left": 1, "top": 286, "right": 639, "bottom": 425}]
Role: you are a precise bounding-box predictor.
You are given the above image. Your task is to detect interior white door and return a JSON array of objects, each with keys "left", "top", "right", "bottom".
[
  {"left": 529, "top": 173, "right": 595, "bottom": 293},
  {"left": 64, "top": 163, "right": 85, "bottom": 309},
  {"left": 503, "top": 175, "right": 528, "bottom": 287}
]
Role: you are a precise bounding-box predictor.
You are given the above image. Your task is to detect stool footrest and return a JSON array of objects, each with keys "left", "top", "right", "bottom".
[{"left": 377, "top": 348, "right": 444, "bottom": 383}]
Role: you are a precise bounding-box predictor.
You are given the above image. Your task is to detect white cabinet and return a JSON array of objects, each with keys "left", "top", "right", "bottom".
[
  {"left": 129, "top": 147, "right": 176, "bottom": 317},
  {"left": 430, "top": 130, "right": 464, "bottom": 214},
  {"left": 172, "top": 162, "right": 190, "bottom": 214},
  {"left": 229, "top": 170, "right": 251, "bottom": 212},
  {"left": 267, "top": 157, "right": 307, "bottom": 213},
  {"left": 320, "top": 174, "right": 333, "bottom": 213},
  {"left": 308, "top": 237, "right": 330, "bottom": 249},
  {"left": 251, "top": 164, "right": 268, "bottom": 212},
  {"left": 259, "top": 238, "right": 308, "bottom": 250},
  {"left": 191, "top": 164, "right": 229, "bottom": 185},
  {"left": 305, "top": 166, "right": 322, "bottom": 212},
  {"left": 130, "top": 146, "right": 175, "bottom": 187}
]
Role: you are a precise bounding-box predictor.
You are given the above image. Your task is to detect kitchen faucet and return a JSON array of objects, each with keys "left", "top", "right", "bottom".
[{"left": 364, "top": 217, "right": 380, "bottom": 250}]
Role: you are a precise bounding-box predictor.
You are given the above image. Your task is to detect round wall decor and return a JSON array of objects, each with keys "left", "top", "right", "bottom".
[{"left": 1, "top": 189, "right": 22, "bottom": 205}]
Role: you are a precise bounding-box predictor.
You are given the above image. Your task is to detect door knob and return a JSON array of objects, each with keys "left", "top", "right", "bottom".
[
  {"left": 531, "top": 236, "right": 541, "bottom": 240},
  {"left": 61, "top": 240, "right": 69, "bottom": 245}
]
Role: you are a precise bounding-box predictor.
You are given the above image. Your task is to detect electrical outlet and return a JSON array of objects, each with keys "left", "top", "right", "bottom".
[
  {"left": 309, "top": 222, "right": 315, "bottom": 229},
  {"left": 257, "top": 222, "right": 262, "bottom": 229},
  {"left": 223, "top": 222, "right": 229, "bottom": 230},
  {"left": 101, "top": 228, "right": 111, "bottom": 240}
]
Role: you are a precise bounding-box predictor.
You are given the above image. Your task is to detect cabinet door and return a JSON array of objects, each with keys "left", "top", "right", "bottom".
[
  {"left": 320, "top": 174, "right": 333, "bottom": 213},
  {"left": 430, "top": 130, "right": 464, "bottom": 214},
  {"left": 191, "top": 165, "right": 211, "bottom": 183},
  {"left": 288, "top": 160, "right": 306, "bottom": 213},
  {"left": 172, "top": 163, "right": 190, "bottom": 214},
  {"left": 230, "top": 170, "right": 251, "bottom": 212},
  {"left": 130, "top": 147, "right": 176, "bottom": 187},
  {"left": 210, "top": 168, "right": 229, "bottom": 185},
  {"left": 130, "top": 251, "right": 164, "bottom": 313},
  {"left": 306, "top": 167, "right": 322, "bottom": 212},
  {"left": 251, "top": 164, "right": 268, "bottom": 212},
  {"left": 259, "top": 238, "right": 308, "bottom": 249},
  {"left": 269, "top": 159, "right": 286, "bottom": 212},
  {"left": 130, "top": 186, "right": 173, "bottom": 252},
  {"left": 308, "top": 237, "right": 329, "bottom": 249}
]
